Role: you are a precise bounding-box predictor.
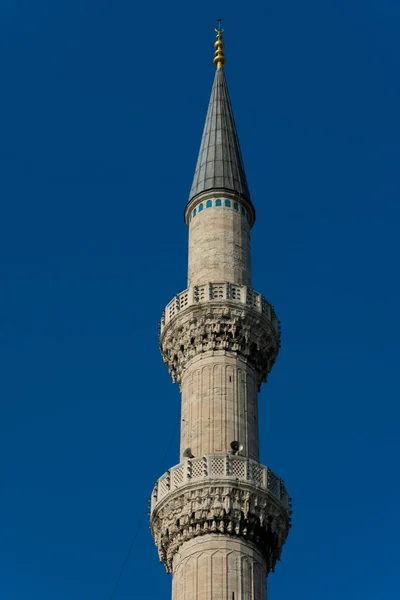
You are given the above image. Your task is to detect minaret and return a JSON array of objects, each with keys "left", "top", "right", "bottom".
[{"left": 150, "top": 25, "right": 291, "bottom": 600}]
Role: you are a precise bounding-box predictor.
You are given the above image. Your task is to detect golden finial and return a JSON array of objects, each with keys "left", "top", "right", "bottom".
[{"left": 214, "top": 18, "right": 226, "bottom": 70}]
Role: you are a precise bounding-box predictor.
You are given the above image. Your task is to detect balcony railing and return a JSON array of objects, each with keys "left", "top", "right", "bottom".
[
  {"left": 151, "top": 454, "right": 288, "bottom": 513},
  {"left": 160, "top": 283, "right": 279, "bottom": 334}
]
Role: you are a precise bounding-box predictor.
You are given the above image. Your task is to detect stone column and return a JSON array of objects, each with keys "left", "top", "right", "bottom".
[
  {"left": 172, "top": 536, "right": 267, "bottom": 600},
  {"left": 180, "top": 352, "right": 260, "bottom": 460}
]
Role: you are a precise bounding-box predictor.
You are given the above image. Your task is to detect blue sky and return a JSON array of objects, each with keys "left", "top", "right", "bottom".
[{"left": 0, "top": 1, "right": 399, "bottom": 599}]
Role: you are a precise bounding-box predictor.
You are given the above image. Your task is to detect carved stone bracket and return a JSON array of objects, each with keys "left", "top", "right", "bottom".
[
  {"left": 159, "top": 303, "right": 279, "bottom": 387},
  {"left": 150, "top": 480, "right": 289, "bottom": 574}
]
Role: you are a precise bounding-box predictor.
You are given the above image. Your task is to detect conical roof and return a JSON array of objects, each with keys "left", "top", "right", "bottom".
[{"left": 188, "top": 68, "right": 251, "bottom": 204}]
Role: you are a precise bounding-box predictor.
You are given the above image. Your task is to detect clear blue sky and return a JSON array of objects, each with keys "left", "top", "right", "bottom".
[{"left": 0, "top": 1, "right": 399, "bottom": 599}]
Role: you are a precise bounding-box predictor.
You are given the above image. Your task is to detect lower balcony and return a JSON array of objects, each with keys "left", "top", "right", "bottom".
[{"left": 150, "top": 454, "right": 289, "bottom": 514}]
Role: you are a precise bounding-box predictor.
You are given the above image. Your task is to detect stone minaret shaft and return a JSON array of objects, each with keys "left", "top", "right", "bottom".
[{"left": 150, "top": 27, "right": 291, "bottom": 600}]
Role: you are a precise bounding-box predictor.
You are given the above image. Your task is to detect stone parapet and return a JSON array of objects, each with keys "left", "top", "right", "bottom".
[
  {"left": 151, "top": 454, "right": 288, "bottom": 512},
  {"left": 150, "top": 457, "right": 291, "bottom": 574},
  {"left": 159, "top": 283, "right": 280, "bottom": 388},
  {"left": 160, "top": 282, "right": 279, "bottom": 333}
]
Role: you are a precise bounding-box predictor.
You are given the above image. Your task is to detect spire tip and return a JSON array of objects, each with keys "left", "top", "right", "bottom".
[{"left": 214, "top": 19, "right": 226, "bottom": 70}]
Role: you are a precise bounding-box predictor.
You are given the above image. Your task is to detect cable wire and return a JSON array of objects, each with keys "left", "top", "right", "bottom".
[{"left": 107, "top": 423, "right": 179, "bottom": 600}]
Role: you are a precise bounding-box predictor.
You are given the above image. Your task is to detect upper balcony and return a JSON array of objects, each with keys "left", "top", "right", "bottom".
[{"left": 160, "top": 282, "right": 279, "bottom": 335}]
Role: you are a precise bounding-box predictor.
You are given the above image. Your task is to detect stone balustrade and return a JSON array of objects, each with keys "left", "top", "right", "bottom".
[
  {"left": 160, "top": 282, "right": 279, "bottom": 334},
  {"left": 151, "top": 454, "right": 289, "bottom": 513}
]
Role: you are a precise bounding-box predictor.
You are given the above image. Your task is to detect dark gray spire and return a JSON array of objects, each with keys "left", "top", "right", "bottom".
[{"left": 188, "top": 68, "right": 251, "bottom": 204}]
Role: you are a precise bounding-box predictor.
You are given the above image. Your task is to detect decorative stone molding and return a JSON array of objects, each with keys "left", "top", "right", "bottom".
[
  {"left": 159, "top": 299, "right": 279, "bottom": 387},
  {"left": 150, "top": 480, "right": 290, "bottom": 575}
]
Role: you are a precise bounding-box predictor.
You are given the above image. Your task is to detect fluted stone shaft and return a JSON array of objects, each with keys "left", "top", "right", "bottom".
[
  {"left": 172, "top": 535, "right": 267, "bottom": 600},
  {"left": 180, "top": 352, "right": 259, "bottom": 460}
]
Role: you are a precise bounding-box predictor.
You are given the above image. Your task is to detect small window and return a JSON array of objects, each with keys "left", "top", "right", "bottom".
[
  {"left": 215, "top": 198, "right": 222, "bottom": 206},
  {"left": 198, "top": 203, "right": 204, "bottom": 212},
  {"left": 190, "top": 215, "right": 192, "bottom": 222},
  {"left": 225, "top": 199, "right": 231, "bottom": 207},
  {"left": 193, "top": 208, "right": 197, "bottom": 216},
  {"left": 234, "top": 202, "right": 239, "bottom": 211},
  {"left": 241, "top": 207, "right": 245, "bottom": 215},
  {"left": 206, "top": 199, "right": 212, "bottom": 208}
]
